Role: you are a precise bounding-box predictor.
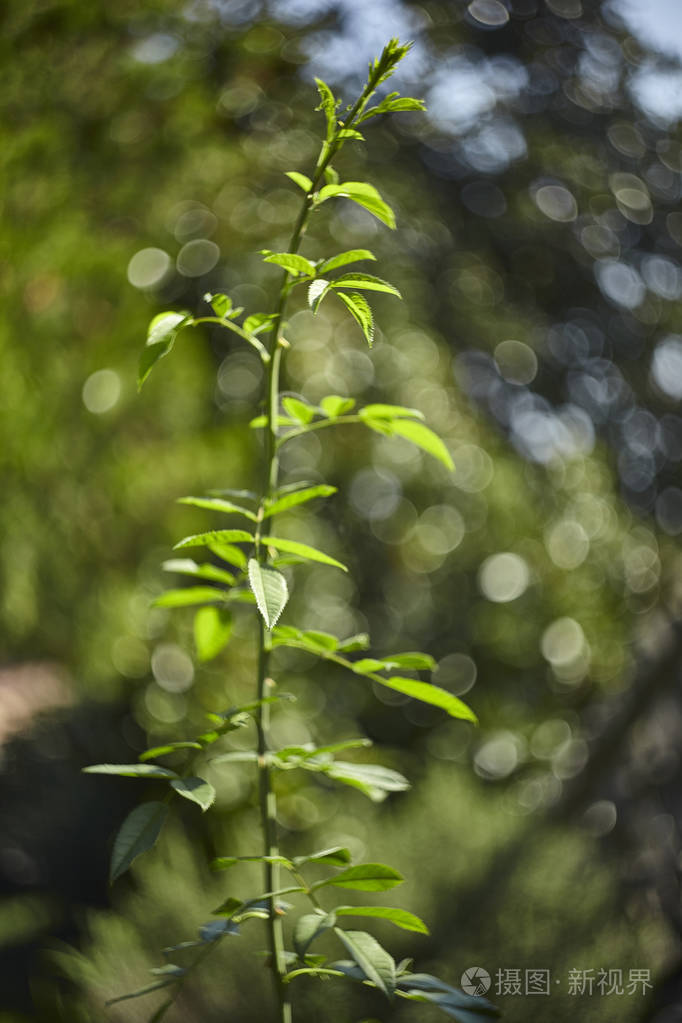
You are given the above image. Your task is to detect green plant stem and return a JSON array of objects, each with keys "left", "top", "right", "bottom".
[{"left": 253, "top": 67, "right": 392, "bottom": 1022}]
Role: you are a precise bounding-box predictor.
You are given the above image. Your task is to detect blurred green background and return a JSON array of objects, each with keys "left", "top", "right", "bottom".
[{"left": 2, "top": 0, "right": 682, "bottom": 1020}]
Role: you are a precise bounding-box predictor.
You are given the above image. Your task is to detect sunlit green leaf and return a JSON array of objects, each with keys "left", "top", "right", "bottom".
[
  {"left": 319, "top": 395, "right": 356, "bottom": 418},
  {"left": 359, "top": 404, "right": 424, "bottom": 421},
  {"left": 308, "top": 278, "right": 329, "bottom": 311},
  {"left": 263, "top": 252, "right": 316, "bottom": 276},
  {"left": 331, "top": 273, "right": 401, "bottom": 298},
  {"left": 204, "top": 292, "right": 232, "bottom": 318},
  {"left": 359, "top": 96, "right": 426, "bottom": 121},
  {"left": 313, "top": 863, "right": 403, "bottom": 892},
  {"left": 363, "top": 417, "right": 454, "bottom": 470},
  {"left": 248, "top": 558, "right": 289, "bottom": 629},
  {"left": 162, "top": 558, "right": 236, "bottom": 586},
  {"left": 319, "top": 250, "right": 376, "bottom": 274},
  {"left": 138, "top": 312, "right": 191, "bottom": 389},
  {"left": 381, "top": 652, "right": 436, "bottom": 671},
  {"left": 282, "top": 397, "right": 316, "bottom": 423},
  {"left": 244, "top": 312, "right": 276, "bottom": 335},
  {"left": 194, "top": 606, "right": 233, "bottom": 662},
  {"left": 337, "top": 633, "right": 371, "bottom": 652},
  {"left": 177, "top": 496, "right": 258, "bottom": 521},
  {"left": 139, "top": 742, "right": 202, "bottom": 763},
  {"left": 152, "top": 586, "right": 225, "bottom": 608},
  {"left": 170, "top": 776, "right": 216, "bottom": 812},
  {"left": 109, "top": 802, "right": 168, "bottom": 883},
  {"left": 261, "top": 536, "right": 347, "bottom": 571},
  {"left": 208, "top": 543, "right": 249, "bottom": 571},
  {"left": 174, "top": 529, "right": 254, "bottom": 550},
  {"left": 315, "top": 77, "right": 338, "bottom": 140},
  {"left": 375, "top": 677, "right": 477, "bottom": 722},
  {"left": 264, "top": 484, "right": 337, "bottom": 518},
  {"left": 318, "top": 182, "right": 396, "bottom": 229},
  {"left": 335, "top": 906, "right": 429, "bottom": 934},
  {"left": 285, "top": 171, "right": 312, "bottom": 192},
  {"left": 335, "top": 292, "right": 374, "bottom": 347},
  {"left": 325, "top": 761, "right": 410, "bottom": 801}
]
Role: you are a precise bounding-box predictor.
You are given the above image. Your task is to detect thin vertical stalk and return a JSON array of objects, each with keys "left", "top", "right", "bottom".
[{"left": 253, "top": 54, "right": 402, "bottom": 1020}]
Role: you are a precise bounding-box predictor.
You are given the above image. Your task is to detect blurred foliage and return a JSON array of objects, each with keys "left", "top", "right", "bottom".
[{"left": 2, "top": 0, "right": 682, "bottom": 1020}]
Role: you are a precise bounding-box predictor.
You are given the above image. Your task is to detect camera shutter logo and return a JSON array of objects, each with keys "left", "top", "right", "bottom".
[{"left": 461, "top": 966, "right": 492, "bottom": 996}]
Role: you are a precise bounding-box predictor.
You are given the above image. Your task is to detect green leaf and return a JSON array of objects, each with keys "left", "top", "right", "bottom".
[
  {"left": 293, "top": 846, "right": 352, "bottom": 867},
  {"left": 359, "top": 96, "right": 426, "bottom": 122},
  {"left": 359, "top": 404, "right": 424, "bottom": 421},
  {"left": 249, "top": 414, "right": 297, "bottom": 429},
  {"left": 244, "top": 312, "right": 276, "bottom": 335},
  {"left": 147, "top": 311, "right": 188, "bottom": 344},
  {"left": 318, "top": 182, "right": 396, "bottom": 229},
  {"left": 209, "top": 542, "right": 249, "bottom": 570},
  {"left": 335, "top": 292, "right": 374, "bottom": 347},
  {"left": 334, "top": 929, "right": 396, "bottom": 998},
  {"left": 83, "top": 764, "right": 178, "bottom": 779},
  {"left": 324, "top": 165, "right": 339, "bottom": 185},
  {"left": 338, "top": 128, "right": 365, "bottom": 140},
  {"left": 336, "top": 906, "right": 429, "bottom": 934},
  {"left": 305, "top": 738, "right": 372, "bottom": 756},
  {"left": 285, "top": 171, "right": 312, "bottom": 192},
  {"left": 319, "top": 395, "right": 356, "bottom": 418},
  {"left": 263, "top": 252, "right": 316, "bottom": 276},
  {"left": 270, "top": 626, "right": 340, "bottom": 653},
  {"left": 162, "top": 558, "right": 236, "bottom": 586},
  {"left": 177, "top": 496, "right": 258, "bottom": 521},
  {"left": 319, "top": 250, "right": 376, "bottom": 274},
  {"left": 352, "top": 658, "right": 385, "bottom": 675},
  {"left": 211, "top": 854, "right": 293, "bottom": 871},
  {"left": 331, "top": 273, "right": 401, "bottom": 298},
  {"left": 138, "top": 312, "right": 190, "bottom": 389},
  {"left": 152, "top": 586, "right": 225, "bottom": 608},
  {"left": 261, "top": 536, "right": 347, "bottom": 571},
  {"left": 139, "top": 742, "right": 202, "bottom": 763},
  {"left": 375, "top": 677, "right": 477, "bottom": 722},
  {"left": 264, "top": 484, "right": 337, "bottom": 518},
  {"left": 194, "top": 606, "right": 233, "bottom": 662},
  {"left": 381, "top": 652, "right": 436, "bottom": 671},
  {"left": 170, "top": 776, "right": 216, "bottom": 812},
  {"left": 174, "top": 529, "right": 254, "bottom": 550},
  {"left": 204, "top": 292, "right": 232, "bottom": 318},
  {"left": 347, "top": 193, "right": 396, "bottom": 229},
  {"left": 325, "top": 761, "right": 410, "bottom": 802},
  {"left": 248, "top": 558, "right": 289, "bottom": 629},
  {"left": 282, "top": 397, "right": 316, "bottom": 424},
  {"left": 363, "top": 417, "right": 454, "bottom": 470},
  {"left": 389, "top": 419, "right": 454, "bottom": 470},
  {"left": 315, "top": 77, "right": 338, "bottom": 140},
  {"left": 337, "top": 633, "right": 371, "bottom": 652},
  {"left": 212, "top": 896, "right": 243, "bottom": 918},
  {"left": 308, "top": 278, "right": 329, "bottom": 311},
  {"left": 109, "top": 801, "right": 168, "bottom": 883},
  {"left": 314, "top": 863, "right": 403, "bottom": 892},
  {"left": 294, "top": 912, "right": 336, "bottom": 958}
]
